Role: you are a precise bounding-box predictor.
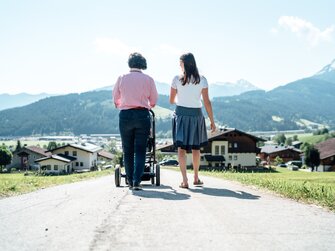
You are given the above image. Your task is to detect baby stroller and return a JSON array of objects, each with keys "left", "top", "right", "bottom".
[{"left": 114, "top": 110, "right": 160, "bottom": 187}]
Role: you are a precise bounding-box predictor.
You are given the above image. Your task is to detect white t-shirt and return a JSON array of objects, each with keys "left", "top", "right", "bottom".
[{"left": 171, "top": 75, "right": 208, "bottom": 108}]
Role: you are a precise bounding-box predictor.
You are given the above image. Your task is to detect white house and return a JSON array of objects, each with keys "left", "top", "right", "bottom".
[
  {"left": 35, "top": 154, "right": 76, "bottom": 174},
  {"left": 158, "top": 128, "right": 265, "bottom": 169},
  {"left": 35, "top": 142, "right": 102, "bottom": 174}
]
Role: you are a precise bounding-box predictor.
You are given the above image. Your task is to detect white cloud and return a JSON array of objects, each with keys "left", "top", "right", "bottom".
[
  {"left": 276, "top": 16, "right": 334, "bottom": 46},
  {"left": 94, "top": 38, "right": 138, "bottom": 56}
]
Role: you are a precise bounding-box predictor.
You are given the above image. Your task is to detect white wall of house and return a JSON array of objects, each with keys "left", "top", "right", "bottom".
[
  {"left": 37, "top": 159, "right": 70, "bottom": 174},
  {"left": 174, "top": 140, "right": 257, "bottom": 168},
  {"left": 52, "top": 146, "right": 96, "bottom": 171},
  {"left": 225, "top": 153, "right": 256, "bottom": 167}
]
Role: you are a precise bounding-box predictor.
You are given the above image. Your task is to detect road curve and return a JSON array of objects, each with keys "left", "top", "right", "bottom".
[{"left": 0, "top": 169, "right": 334, "bottom": 251}]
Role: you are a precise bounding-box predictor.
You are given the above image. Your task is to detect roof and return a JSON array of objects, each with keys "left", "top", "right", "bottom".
[
  {"left": 315, "top": 138, "right": 335, "bottom": 160},
  {"left": 17, "top": 146, "right": 51, "bottom": 157},
  {"left": 98, "top": 150, "right": 114, "bottom": 160},
  {"left": 209, "top": 128, "right": 266, "bottom": 142},
  {"left": 204, "top": 155, "right": 225, "bottom": 162},
  {"left": 260, "top": 145, "right": 302, "bottom": 154},
  {"left": 157, "top": 128, "right": 265, "bottom": 152},
  {"left": 47, "top": 142, "right": 102, "bottom": 153},
  {"left": 35, "top": 154, "right": 76, "bottom": 163}
]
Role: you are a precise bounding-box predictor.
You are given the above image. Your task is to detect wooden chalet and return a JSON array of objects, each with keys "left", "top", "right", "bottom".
[
  {"left": 259, "top": 145, "right": 302, "bottom": 164},
  {"left": 315, "top": 138, "right": 335, "bottom": 171},
  {"left": 158, "top": 128, "right": 265, "bottom": 169}
]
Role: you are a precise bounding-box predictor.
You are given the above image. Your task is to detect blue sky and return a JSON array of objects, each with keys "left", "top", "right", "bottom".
[{"left": 1, "top": 0, "right": 335, "bottom": 94}]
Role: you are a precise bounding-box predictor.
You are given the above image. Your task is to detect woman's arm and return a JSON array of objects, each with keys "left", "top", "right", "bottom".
[
  {"left": 202, "top": 88, "right": 216, "bottom": 132},
  {"left": 112, "top": 77, "right": 121, "bottom": 108},
  {"left": 169, "top": 87, "right": 177, "bottom": 104}
]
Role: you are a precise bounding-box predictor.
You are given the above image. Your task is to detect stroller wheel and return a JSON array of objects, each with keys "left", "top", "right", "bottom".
[
  {"left": 155, "top": 164, "right": 160, "bottom": 186},
  {"left": 115, "top": 165, "right": 121, "bottom": 187}
]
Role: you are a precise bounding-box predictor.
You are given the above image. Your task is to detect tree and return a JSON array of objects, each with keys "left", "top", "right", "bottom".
[
  {"left": 0, "top": 146, "right": 13, "bottom": 172},
  {"left": 301, "top": 142, "right": 311, "bottom": 152},
  {"left": 274, "top": 156, "right": 283, "bottom": 166},
  {"left": 292, "top": 135, "right": 298, "bottom": 141},
  {"left": 47, "top": 141, "right": 58, "bottom": 151},
  {"left": 273, "top": 133, "right": 286, "bottom": 145},
  {"left": 305, "top": 146, "right": 320, "bottom": 172},
  {"left": 285, "top": 137, "right": 293, "bottom": 146},
  {"left": 15, "top": 140, "right": 22, "bottom": 152},
  {"left": 107, "top": 140, "right": 118, "bottom": 154}
]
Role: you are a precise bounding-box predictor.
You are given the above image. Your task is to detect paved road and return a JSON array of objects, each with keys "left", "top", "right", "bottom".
[{"left": 0, "top": 169, "right": 334, "bottom": 251}]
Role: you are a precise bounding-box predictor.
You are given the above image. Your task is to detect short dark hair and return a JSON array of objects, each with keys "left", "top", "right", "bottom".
[{"left": 128, "top": 52, "right": 147, "bottom": 70}]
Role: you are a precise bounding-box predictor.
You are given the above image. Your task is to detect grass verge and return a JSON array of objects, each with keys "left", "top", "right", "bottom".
[
  {"left": 0, "top": 169, "right": 113, "bottom": 198},
  {"left": 200, "top": 167, "right": 335, "bottom": 211}
]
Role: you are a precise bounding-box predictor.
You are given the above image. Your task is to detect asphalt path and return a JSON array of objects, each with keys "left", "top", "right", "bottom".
[{"left": 0, "top": 169, "right": 334, "bottom": 251}]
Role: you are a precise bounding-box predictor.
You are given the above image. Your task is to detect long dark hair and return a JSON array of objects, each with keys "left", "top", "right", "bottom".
[{"left": 179, "top": 53, "right": 200, "bottom": 85}]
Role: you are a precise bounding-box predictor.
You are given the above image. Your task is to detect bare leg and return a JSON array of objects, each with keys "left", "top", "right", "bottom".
[
  {"left": 178, "top": 147, "right": 188, "bottom": 185},
  {"left": 192, "top": 149, "right": 201, "bottom": 183}
]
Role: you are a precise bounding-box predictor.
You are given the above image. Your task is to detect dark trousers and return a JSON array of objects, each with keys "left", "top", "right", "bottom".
[{"left": 119, "top": 109, "right": 150, "bottom": 186}]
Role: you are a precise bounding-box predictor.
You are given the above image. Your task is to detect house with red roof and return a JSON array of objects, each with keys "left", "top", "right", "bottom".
[{"left": 9, "top": 145, "right": 51, "bottom": 170}]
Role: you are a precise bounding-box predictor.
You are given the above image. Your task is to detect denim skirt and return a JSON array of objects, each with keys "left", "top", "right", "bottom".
[{"left": 172, "top": 106, "right": 208, "bottom": 150}]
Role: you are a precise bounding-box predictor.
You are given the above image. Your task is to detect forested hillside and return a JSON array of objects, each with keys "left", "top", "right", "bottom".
[{"left": 0, "top": 76, "right": 335, "bottom": 136}]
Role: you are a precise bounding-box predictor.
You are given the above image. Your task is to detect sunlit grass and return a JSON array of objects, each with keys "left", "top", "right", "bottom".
[
  {"left": 202, "top": 167, "right": 335, "bottom": 211},
  {"left": 0, "top": 169, "right": 113, "bottom": 198}
]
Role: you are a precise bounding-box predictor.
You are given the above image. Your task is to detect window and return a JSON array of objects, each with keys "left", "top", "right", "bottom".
[
  {"left": 80, "top": 162, "right": 83, "bottom": 167},
  {"left": 65, "top": 151, "right": 69, "bottom": 156},
  {"left": 54, "top": 165, "right": 58, "bottom": 170},
  {"left": 229, "top": 156, "right": 232, "bottom": 161},
  {"left": 234, "top": 155, "right": 238, "bottom": 160},
  {"left": 221, "top": 145, "right": 225, "bottom": 155},
  {"left": 229, "top": 143, "right": 232, "bottom": 148},
  {"left": 76, "top": 162, "right": 79, "bottom": 166},
  {"left": 200, "top": 156, "right": 204, "bottom": 161},
  {"left": 73, "top": 151, "right": 77, "bottom": 156},
  {"left": 234, "top": 143, "right": 238, "bottom": 148},
  {"left": 46, "top": 165, "right": 51, "bottom": 170},
  {"left": 215, "top": 146, "right": 219, "bottom": 155}
]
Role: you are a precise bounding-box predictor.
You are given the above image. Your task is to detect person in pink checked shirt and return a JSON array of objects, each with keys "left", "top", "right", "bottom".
[{"left": 113, "top": 52, "right": 158, "bottom": 191}]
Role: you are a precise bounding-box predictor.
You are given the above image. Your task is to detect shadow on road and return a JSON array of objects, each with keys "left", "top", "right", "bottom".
[
  {"left": 188, "top": 187, "right": 260, "bottom": 200},
  {"left": 131, "top": 184, "right": 191, "bottom": 200}
]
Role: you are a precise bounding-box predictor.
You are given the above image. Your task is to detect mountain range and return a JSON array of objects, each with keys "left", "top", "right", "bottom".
[
  {"left": 0, "top": 93, "right": 55, "bottom": 111},
  {"left": 0, "top": 59, "right": 334, "bottom": 136},
  {"left": 0, "top": 79, "right": 260, "bottom": 111}
]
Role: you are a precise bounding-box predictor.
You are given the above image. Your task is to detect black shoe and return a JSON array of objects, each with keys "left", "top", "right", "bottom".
[{"left": 133, "top": 183, "right": 142, "bottom": 191}]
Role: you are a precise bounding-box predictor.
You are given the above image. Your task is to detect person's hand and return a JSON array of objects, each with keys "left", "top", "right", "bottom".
[{"left": 210, "top": 122, "right": 216, "bottom": 133}]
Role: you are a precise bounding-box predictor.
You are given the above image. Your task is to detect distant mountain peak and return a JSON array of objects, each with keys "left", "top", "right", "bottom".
[
  {"left": 315, "top": 58, "right": 335, "bottom": 76},
  {"left": 312, "top": 58, "right": 335, "bottom": 84}
]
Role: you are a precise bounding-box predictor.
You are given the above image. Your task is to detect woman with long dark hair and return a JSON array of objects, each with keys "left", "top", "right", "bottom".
[
  {"left": 170, "top": 53, "right": 216, "bottom": 188},
  {"left": 113, "top": 52, "right": 158, "bottom": 190}
]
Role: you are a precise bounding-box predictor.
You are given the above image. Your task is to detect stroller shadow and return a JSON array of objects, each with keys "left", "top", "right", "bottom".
[
  {"left": 131, "top": 184, "right": 191, "bottom": 201},
  {"left": 188, "top": 187, "right": 260, "bottom": 200}
]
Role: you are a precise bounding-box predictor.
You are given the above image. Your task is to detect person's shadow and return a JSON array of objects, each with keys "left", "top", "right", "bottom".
[
  {"left": 188, "top": 187, "right": 260, "bottom": 200},
  {"left": 131, "top": 184, "right": 191, "bottom": 200}
]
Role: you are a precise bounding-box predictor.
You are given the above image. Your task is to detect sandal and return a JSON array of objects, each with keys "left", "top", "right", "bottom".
[
  {"left": 193, "top": 179, "right": 204, "bottom": 186},
  {"left": 179, "top": 182, "right": 189, "bottom": 189}
]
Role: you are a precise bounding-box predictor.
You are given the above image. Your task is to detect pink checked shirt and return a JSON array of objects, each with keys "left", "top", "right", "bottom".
[{"left": 112, "top": 70, "right": 158, "bottom": 110}]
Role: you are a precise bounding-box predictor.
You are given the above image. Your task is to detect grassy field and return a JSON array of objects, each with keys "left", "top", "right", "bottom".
[
  {"left": 0, "top": 169, "right": 113, "bottom": 198},
  {"left": 297, "top": 133, "right": 331, "bottom": 145},
  {"left": 0, "top": 140, "right": 62, "bottom": 148},
  {"left": 200, "top": 167, "right": 335, "bottom": 211}
]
